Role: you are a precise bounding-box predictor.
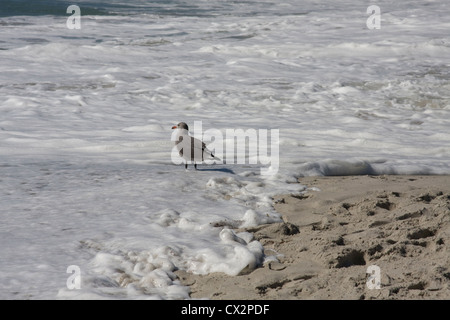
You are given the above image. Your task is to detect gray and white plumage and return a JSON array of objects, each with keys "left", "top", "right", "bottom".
[{"left": 171, "top": 122, "right": 220, "bottom": 169}]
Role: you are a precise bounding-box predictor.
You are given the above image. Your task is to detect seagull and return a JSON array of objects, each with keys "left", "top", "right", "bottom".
[{"left": 171, "top": 122, "right": 221, "bottom": 169}]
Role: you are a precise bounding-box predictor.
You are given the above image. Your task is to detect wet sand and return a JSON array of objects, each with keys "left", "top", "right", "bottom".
[{"left": 176, "top": 175, "right": 450, "bottom": 299}]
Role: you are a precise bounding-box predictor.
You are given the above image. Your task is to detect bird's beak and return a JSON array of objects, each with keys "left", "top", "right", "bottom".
[{"left": 171, "top": 125, "right": 177, "bottom": 129}]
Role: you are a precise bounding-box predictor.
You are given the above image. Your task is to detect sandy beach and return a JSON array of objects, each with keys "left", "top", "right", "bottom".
[{"left": 176, "top": 175, "right": 450, "bottom": 300}]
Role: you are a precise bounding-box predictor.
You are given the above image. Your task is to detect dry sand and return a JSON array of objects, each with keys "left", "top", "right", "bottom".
[{"left": 176, "top": 175, "right": 450, "bottom": 300}]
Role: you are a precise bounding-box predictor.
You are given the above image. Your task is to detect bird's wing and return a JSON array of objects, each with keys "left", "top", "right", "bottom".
[
  {"left": 177, "top": 134, "right": 221, "bottom": 161},
  {"left": 201, "top": 140, "right": 221, "bottom": 161},
  {"left": 177, "top": 135, "right": 205, "bottom": 161}
]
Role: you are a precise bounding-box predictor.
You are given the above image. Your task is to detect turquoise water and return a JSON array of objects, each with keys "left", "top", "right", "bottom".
[
  {"left": 0, "top": 0, "right": 284, "bottom": 17},
  {"left": 1, "top": 0, "right": 107, "bottom": 17}
]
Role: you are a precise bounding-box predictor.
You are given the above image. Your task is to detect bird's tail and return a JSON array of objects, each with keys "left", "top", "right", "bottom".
[{"left": 206, "top": 150, "right": 221, "bottom": 162}]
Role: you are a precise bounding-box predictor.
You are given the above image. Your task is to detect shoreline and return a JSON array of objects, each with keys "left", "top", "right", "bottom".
[{"left": 176, "top": 175, "right": 450, "bottom": 300}]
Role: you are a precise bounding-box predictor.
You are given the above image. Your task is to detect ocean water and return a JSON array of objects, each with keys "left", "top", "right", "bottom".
[{"left": 0, "top": 0, "right": 449, "bottom": 299}]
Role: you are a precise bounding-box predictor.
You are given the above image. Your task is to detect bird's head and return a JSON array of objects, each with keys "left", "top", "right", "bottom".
[{"left": 171, "top": 122, "right": 189, "bottom": 130}]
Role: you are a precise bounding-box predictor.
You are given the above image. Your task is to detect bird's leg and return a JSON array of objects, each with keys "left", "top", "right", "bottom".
[
  {"left": 194, "top": 163, "right": 197, "bottom": 170},
  {"left": 185, "top": 163, "right": 188, "bottom": 170}
]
